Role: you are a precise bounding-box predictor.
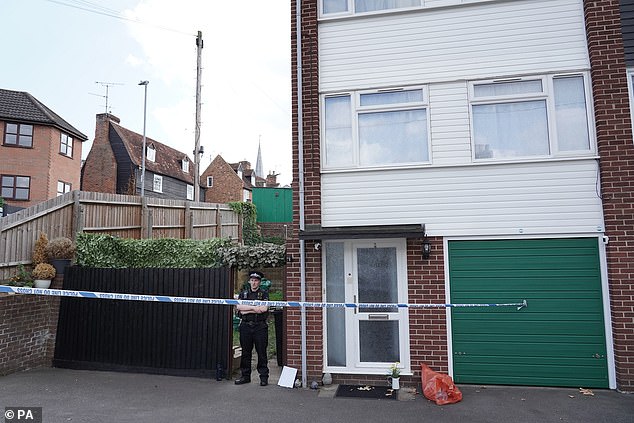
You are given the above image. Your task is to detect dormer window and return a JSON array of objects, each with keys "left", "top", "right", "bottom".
[
  {"left": 181, "top": 159, "right": 189, "bottom": 173},
  {"left": 146, "top": 144, "right": 156, "bottom": 162}
]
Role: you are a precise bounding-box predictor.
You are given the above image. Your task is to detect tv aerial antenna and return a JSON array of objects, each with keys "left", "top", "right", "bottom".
[{"left": 93, "top": 81, "right": 124, "bottom": 113}]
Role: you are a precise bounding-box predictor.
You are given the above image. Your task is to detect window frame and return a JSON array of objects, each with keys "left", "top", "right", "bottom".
[
  {"left": 627, "top": 68, "right": 634, "bottom": 143},
  {"left": 60, "top": 133, "right": 73, "bottom": 158},
  {"left": 468, "top": 72, "right": 595, "bottom": 162},
  {"left": 146, "top": 144, "right": 156, "bottom": 162},
  {"left": 319, "top": 0, "right": 495, "bottom": 19},
  {"left": 186, "top": 184, "right": 194, "bottom": 201},
  {"left": 57, "top": 180, "right": 72, "bottom": 196},
  {"left": 3, "top": 122, "right": 33, "bottom": 148},
  {"left": 207, "top": 176, "right": 213, "bottom": 187},
  {"left": 181, "top": 159, "right": 190, "bottom": 173},
  {"left": 321, "top": 85, "right": 431, "bottom": 171},
  {"left": 1, "top": 174, "right": 31, "bottom": 201},
  {"left": 152, "top": 174, "right": 163, "bottom": 193}
]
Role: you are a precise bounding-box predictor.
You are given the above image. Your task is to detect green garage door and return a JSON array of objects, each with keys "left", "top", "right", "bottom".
[{"left": 449, "top": 238, "right": 608, "bottom": 388}]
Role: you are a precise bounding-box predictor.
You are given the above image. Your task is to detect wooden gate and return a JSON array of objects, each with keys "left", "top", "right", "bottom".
[{"left": 54, "top": 266, "right": 233, "bottom": 378}]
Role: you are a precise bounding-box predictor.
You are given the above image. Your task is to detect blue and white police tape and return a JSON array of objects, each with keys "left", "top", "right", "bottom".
[{"left": 0, "top": 285, "right": 527, "bottom": 310}]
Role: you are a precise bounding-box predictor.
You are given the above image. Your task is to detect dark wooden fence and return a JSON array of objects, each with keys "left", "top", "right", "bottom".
[{"left": 54, "top": 266, "right": 234, "bottom": 378}]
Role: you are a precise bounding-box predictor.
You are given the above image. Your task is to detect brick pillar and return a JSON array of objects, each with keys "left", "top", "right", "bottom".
[
  {"left": 584, "top": 0, "right": 634, "bottom": 391},
  {"left": 288, "top": 0, "right": 322, "bottom": 383}
]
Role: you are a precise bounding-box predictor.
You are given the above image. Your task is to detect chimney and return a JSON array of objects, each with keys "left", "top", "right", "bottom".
[{"left": 266, "top": 171, "right": 279, "bottom": 187}]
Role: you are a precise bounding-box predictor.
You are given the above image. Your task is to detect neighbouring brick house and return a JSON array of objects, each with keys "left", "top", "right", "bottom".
[
  {"left": 82, "top": 113, "right": 199, "bottom": 200},
  {"left": 0, "top": 88, "right": 87, "bottom": 210},
  {"left": 287, "top": 0, "right": 634, "bottom": 392},
  {"left": 202, "top": 156, "right": 282, "bottom": 204},
  {"left": 201, "top": 155, "right": 254, "bottom": 203}
]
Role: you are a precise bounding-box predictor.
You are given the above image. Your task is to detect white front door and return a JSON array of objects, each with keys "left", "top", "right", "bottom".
[{"left": 324, "top": 239, "right": 410, "bottom": 374}]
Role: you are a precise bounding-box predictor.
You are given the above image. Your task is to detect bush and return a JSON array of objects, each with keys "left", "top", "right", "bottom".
[
  {"left": 45, "top": 237, "right": 75, "bottom": 260},
  {"left": 217, "top": 243, "right": 286, "bottom": 270},
  {"left": 32, "top": 263, "right": 56, "bottom": 280},
  {"left": 6, "top": 264, "right": 34, "bottom": 287},
  {"left": 32, "top": 232, "right": 49, "bottom": 265},
  {"left": 75, "top": 233, "right": 232, "bottom": 268}
]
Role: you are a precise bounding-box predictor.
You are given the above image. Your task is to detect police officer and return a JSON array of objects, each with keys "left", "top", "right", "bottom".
[{"left": 235, "top": 270, "right": 270, "bottom": 386}]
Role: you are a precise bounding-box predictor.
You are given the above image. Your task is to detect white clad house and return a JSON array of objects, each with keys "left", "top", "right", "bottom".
[{"left": 286, "top": 0, "right": 634, "bottom": 391}]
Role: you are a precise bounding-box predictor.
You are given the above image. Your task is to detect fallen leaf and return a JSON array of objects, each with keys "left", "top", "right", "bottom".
[
  {"left": 568, "top": 395, "right": 575, "bottom": 398},
  {"left": 579, "top": 388, "right": 594, "bottom": 396}
]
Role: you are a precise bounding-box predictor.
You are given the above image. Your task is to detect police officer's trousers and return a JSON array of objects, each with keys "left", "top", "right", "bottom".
[{"left": 239, "top": 321, "right": 269, "bottom": 380}]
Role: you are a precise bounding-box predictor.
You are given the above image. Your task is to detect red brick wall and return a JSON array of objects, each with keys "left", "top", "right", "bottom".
[
  {"left": 81, "top": 114, "right": 117, "bottom": 194},
  {"left": 202, "top": 156, "right": 245, "bottom": 203},
  {"left": 584, "top": 0, "right": 634, "bottom": 391},
  {"left": 288, "top": 0, "right": 321, "bottom": 384},
  {"left": 0, "top": 279, "right": 62, "bottom": 376},
  {"left": 1, "top": 122, "right": 82, "bottom": 208}
]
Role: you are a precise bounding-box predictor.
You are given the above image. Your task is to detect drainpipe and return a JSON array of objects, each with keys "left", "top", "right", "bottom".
[{"left": 295, "top": 0, "right": 308, "bottom": 389}]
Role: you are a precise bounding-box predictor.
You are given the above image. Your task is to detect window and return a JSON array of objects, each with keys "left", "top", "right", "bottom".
[
  {"left": 57, "top": 181, "right": 71, "bottom": 196},
  {"left": 470, "top": 74, "right": 593, "bottom": 161},
  {"left": 323, "top": 87, "right": 429, "bottom": 169},
  {"left": 1, "top": 175, "right": 30, "bottom": 200},
  {"left": 207, "top": 176, "right": 213, "bottom": 187},
  {"left": 146, "top": 145, "right": 156, "bottom": 162},
  {"left": 322, "top": 0, "right": 420, "bottom": 15},
  {"left": 4, "top": 123, "right": 33, "bottom": 148},
  {"left": 153, "top": 174, "right": 163, "bottom": 193},
  {"left": 187, "top": 184, "right": 194, "bottom": 201},
  {"left": 181, "top": 159, "right": 189, "bottom": 173},
  {"left": 60, "top": 133, "right": 73, "bottom": 157}
]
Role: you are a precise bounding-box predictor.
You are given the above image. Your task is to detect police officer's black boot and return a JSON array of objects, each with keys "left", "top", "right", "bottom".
[
  {"left": 260, "top": 377, "right": 268, "bottom": 386},
  {"left": 234, "top": 376, "right": 251, "bottom": 385}
]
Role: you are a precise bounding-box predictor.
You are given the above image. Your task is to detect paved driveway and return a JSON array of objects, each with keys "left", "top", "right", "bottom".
[{"left": 1, "top": 365, "right": 632, "bottom": 423}]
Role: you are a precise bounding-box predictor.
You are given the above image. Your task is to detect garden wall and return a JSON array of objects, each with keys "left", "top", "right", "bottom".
[{"left": 0, "top": 278, "right": 62, "bottom": 375}]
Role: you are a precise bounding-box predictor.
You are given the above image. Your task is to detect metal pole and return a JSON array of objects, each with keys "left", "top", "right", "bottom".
[
  {"left": 194, "top": 31, "right": 203, "bottom": 202},
  {"left": 139, "top": 80, "right": 149, "bottom": 197}
]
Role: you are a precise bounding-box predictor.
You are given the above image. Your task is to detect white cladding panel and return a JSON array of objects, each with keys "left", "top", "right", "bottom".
[
  {"left": 429, "top": 82, "right": 472, "bottom": 165},
  {"left": 321, "top": 160, "right": 604, "bottom": 236},
  {"left": 319, "top": 0, "right": 589, "bottom": 91}
]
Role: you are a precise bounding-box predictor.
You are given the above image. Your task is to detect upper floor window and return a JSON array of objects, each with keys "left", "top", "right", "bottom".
[
  {"left": 153, "top": 174, "right": 163, "bottom": 193},
  {"left": 60, "top": 133, "right": 73, "bottom": 157},
  {"left": 323, "top": 87, "right": 429, "bottom": 169},
  {"left": 320, "top": 0, "right": 494, "bottom": 17},
  {"left": 187, "top": 184, "right": 194, "bottom": 201},
  {"left": 207, "top": 176, "right": 214, "bottom": 187},
  {"left": 1, "top": 175, "right": 30, "bottom": 200},
  {"left": 146, "top": 144, "right": 156, "bottom": 162},
  {"left": 57, "top": 180, "right": 71, "bottom": 196},
  {"left": 4, "top": 123, "right": 33, "bottom": 148},
  {"left": 181, "top": 159, "right": 189, "bottom": 173},
  {"left": 323, "top": 0, "right": 420, "bottom": 14},
  {"left": 470, "top": 73, "right": 593, "bottom": 161}
]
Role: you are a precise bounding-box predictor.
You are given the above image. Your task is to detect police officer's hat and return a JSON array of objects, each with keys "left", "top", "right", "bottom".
[{"left": 248, "top": 271, "right": 264, "bottom": 280}]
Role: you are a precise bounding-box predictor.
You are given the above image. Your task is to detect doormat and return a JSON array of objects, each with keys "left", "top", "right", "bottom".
[{"left": 335, "top": 384, "right": 397, "bottom": 400}]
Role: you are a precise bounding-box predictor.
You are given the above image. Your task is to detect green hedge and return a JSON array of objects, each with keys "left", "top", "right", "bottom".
[
  {"left": 75, "top": 233, "right": 231, "bottom": 268},
  {"left": 75, "top": 233, "right": 286, "bottom": 270}
]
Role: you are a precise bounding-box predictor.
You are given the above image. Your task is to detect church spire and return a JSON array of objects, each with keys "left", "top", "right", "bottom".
[{"left": 255, "top": 135, "right": 264, "bottom": 179}]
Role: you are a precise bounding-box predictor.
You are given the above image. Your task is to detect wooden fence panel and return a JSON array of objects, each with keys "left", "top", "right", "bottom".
[
  {"left": 53, "top": 266, "right": 233, "bottom": 378},
  {"left": 0, "top": 191, "right": 240, "bottom": 280}
]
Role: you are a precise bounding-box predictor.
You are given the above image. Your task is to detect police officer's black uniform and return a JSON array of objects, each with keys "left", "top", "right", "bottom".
[{"left": 235, "top": 277, "right": 269, "bottom": 386}]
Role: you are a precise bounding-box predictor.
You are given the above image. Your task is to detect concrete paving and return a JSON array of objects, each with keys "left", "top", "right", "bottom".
[{"left": 0, "top": 361, "right": 632, "bottom": 423}]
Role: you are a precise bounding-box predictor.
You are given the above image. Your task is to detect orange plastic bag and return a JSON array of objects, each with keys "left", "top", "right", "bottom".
[{"left": 421, "top": 364, "right": 463, "bottom": 405}]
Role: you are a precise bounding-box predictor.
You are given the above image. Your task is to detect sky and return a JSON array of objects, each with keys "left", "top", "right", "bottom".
[{"left": 1, "top": 0, "right": 292, "bottom": 186}]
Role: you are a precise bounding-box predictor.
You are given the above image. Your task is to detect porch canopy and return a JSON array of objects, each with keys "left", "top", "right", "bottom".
[{"left": 299, "top": 224, "right": 426, "bottom": 240}]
